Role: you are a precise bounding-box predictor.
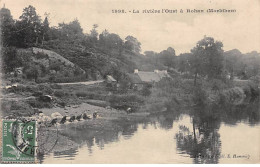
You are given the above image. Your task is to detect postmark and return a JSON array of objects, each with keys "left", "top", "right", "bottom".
[
  {"left": 1, "top": 117, "right": 60, "bottom": 163},
  {"left": 2, "top": 119, "right": 36, "bottom": 163},
  {"left": 37, "top": 123, "right": 59, "bottom": 155}
]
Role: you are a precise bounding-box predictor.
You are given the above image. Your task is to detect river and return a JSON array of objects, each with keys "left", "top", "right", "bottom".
[{"left": 40, "top": 101, "right": 260, "bottom": 164}]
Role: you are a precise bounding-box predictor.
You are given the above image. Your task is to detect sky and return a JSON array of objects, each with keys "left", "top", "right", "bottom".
[{"left": 1, "top": 0, "right": 260, "bottom": 55}]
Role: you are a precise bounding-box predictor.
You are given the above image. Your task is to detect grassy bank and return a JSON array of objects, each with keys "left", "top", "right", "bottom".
[{"left": 2, "top": 74, "right": 259, "bottom": 119}]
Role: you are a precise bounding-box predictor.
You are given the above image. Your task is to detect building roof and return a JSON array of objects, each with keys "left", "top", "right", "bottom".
[
  {"left": 128, "top": 70, "right": 170, "bottom": 84},
  {"left": 138, "top": 71, "right": 161, "bottom": 82}
]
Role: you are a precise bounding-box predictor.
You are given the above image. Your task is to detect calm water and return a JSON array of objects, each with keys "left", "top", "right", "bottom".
[{"left": 41, "top": 101, "right": 260, "bottom": 164}]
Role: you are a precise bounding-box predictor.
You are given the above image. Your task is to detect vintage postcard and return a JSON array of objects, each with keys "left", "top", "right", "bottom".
[{"left": 0, "top": 0, "right": 259, "bottom": 164}]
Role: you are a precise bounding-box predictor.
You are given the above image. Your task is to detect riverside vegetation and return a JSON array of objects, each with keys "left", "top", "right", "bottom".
[{"left": 1, "top": 5, "right": 260, "bottom": 120}]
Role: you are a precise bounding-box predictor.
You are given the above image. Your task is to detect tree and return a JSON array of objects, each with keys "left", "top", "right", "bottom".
[
  {"left": 99, "top": 29, "right": 109, "bottom": 49},
  {"left": 191, "top": 36, "right": 224, "bottom": 85},
  {"left": 14, "top": 5, "right": 42, "bottom": 47},
  {"left": 99, "top": 30, "right": 124, "bottom": 55},
  {"left": 177, "top": 53, "right": 192, "bottom": 74},
  {"left": 41, "top": 13, "right": 50, "bottom": 44},
  {"left": 2, "top": 47, "right": 22, "bottom": 73},
  {"left": 158, "top": 47, "right": 176, "bottom": 68},
  {"left": 58, "top": 19, "right": 84, "bottom": 40},
  {"left": 0, "top": 7, "right": 15, "bottom": 46},
  {"left": 124, "top": 35, "right": 141, "bottom": 53},
  {"left": 24, "top": 64, "right": 40, "bottom": 82},
  {"left": 90, "top": 24, "right": 99, "bottom": 44}
]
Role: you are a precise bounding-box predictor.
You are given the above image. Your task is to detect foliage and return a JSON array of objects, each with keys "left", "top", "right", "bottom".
[
  {"left": 23, "top": 64, "right": 40, "bottom": 81},
  {"left": 190, "top": 36, "right": 224, "bottom": 85},
  {"left": 141, "top": 85, "right": 152, "bottom": 96},
  {"left": 58, "top": 19, "right": 84, "bottom": 41},
  {"left": 15, "top": 5, "right": 42, "bottom": 47},
  {"left": 158, "top": 47, "right": 176, "bottom": 68},
  {"left": 109, "top": 94, "right": 144, "bottom": 111},
  {"left": 0, "top": 7, "right": 15, "bottom": 46},
  {"left": 224, "top": 50, "right": 260, "bottom": 79},
  {"left": 125, "top": 35, "right": 141, "bottom": 53},
  {"left": 192, "top": 86, "right": 208, "bottom": 106},
  {"left": 2, "top": 47, "right": 22, "bottom": 73}
]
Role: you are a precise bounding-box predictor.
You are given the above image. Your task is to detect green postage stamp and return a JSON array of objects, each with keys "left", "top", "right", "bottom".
[{"left": 1, "top": 119, "right": 37, "bottom": 163}]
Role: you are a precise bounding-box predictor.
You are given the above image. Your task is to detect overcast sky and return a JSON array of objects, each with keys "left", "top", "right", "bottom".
[{"left": 1, "top": 0, "right": 260, "bottom": 54}]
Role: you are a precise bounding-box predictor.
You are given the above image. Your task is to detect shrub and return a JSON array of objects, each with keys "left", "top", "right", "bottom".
[
  {"left": 109, "top": 94, "right": 144, "bottom": 110},
  {"left": 54, "top": 90, "right": 65, "bottom": 97},
  {"left": 50, "top": 84, "right": 62, "bottom": 89},
  {"left": 1, "top": 100, "right": 33, "bottom": 116},
  {"left": 38, "top": 84, "right": 54, "bottom": 94},
  {"left": 249, "top": 75, "right": 260, "bottom": 85},
  {"left": 27, "top": 99, "right": 53, "bottom": 108},
  {"left": 34, "top": 52, "right": 48, "bottom": 59},
  {"left": 23, "top": 64, "right": 40, "bottom": 81},
  {"left": 75, "top": 92, "right": 89, "bottom": 97},
  {"left": 142, "top": 86, "right": 151, "bottom": 96}
]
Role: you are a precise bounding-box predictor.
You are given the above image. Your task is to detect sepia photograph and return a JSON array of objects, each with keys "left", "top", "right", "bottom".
[{"left": 0, "top": 0, "right": 259, "bottom": 164}]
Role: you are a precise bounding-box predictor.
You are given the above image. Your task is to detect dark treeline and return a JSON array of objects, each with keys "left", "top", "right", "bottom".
[
  {"left": 0, "top": 5, "right": 143, "bottom": 82},
  {"left": 1, "top": 5, "right": 260, "bottom": 84},
  {"left": 0, "top": 5, "right": 141, "bottom": 52}
]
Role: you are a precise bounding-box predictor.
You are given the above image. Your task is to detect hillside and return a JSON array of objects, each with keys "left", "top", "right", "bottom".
[
  {"left": 41, "top": 40, "right": 143, "bottom": 80},
  {"left": 9, "top": 47, "right": 86, "bottom": 83}
]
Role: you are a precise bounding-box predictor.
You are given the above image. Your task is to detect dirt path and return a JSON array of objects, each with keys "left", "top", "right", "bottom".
[{"left": 56, "top": 80, "right": 104, "bottom": 86}]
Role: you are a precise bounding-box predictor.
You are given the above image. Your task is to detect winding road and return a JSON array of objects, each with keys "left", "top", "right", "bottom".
[{"left": 56, "top": 80, "right": 104, "bottom": 86}]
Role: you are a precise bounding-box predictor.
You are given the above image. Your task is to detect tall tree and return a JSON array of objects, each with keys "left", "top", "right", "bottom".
[
  {"left": 99, "top": 29, "right": 109, "bottom": 49},
  {"left": 191, "top": 36, "right": 224, "bottom": 85},
  {"left": 41, "top": 13, "right": 50, "bottom": 45},
  {"left": 0, "top": 7, "right": 15, "bottom": 46},
  {"left": 90, "top": 24, "right": 98, "bottom": 44},
  {"left": 58, "top": 19, "right": 84, "bottom": 40},
  {"left": 177, "top": 53, "right": 192, "bottom": 74},
  {"left": 125, "top": 35, "right": 141, "bottom": 54},
  {"left": 15, "top": 5, "right": 42, "bottom": 47},
  {"left": 158, "top": 47, "right": 176, "bottom": 69}
]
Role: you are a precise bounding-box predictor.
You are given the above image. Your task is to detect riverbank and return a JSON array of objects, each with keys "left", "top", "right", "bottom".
[
  {"left": 1, "top": 76, "right": 259, "bottom": 155},
  {"left": 38, "top": 102, "right": 150, "bottom": 154}
]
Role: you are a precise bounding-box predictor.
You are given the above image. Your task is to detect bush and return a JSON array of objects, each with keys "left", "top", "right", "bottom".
[
  {"left": 75, "top": 92, "right": 89, "bottom": 97},
  {"left": 2, "top": 47, "right": 22, "bottom": 73},
  {"left": 54, "top": 90, "right": 65, "bottom": 97},
  {"left": 1, "top": 100, "right": 33, "bottom": 116},
  {"left": 50, "top": 84, "right": 62, "bottom": 89},
  {"left": 27, "top": 99, "right": 53, "bottom": 108},
  {"left": 249, "top": 75, "right": 260, "bottom": 85},
  {"left": 23, "top": 64, "right": 40, "bottom": 81},
  {"left": 109, "top": 94, "right": 144, "bottom": 110},
  {"left": 210, "top": 79, "right": 228, "bottom": 92},
  {"left": 142, "top": 86, "right": 151, "bottom": 96},
  {"left": 38, "top": 84, "right": 54, "bottom": 94},
  {"left": 34, "top": 52, "right": 48, "bottom": 59},
  {"left": 219, "top": 87, "right": 245, "bottom": 104}
]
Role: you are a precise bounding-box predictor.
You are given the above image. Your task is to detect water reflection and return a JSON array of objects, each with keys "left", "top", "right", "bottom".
[
  {"left": 149, "top": 110, "right": 182, "bottom": 130},
  {"left": 53, "top": 148, "right": 78, "bottom": 160},
  {"left": 175, "top": 114, "right": 222, "bottom": 164},
  {"left": 41, "top": 99, "right": 260, "bottom": 164},
  {"left": 175, "top": 98, "right": 259, "bottom": 164}
]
